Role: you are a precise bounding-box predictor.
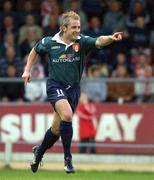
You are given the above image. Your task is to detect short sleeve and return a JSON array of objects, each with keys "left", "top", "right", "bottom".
[
  {"left": 34, "top": 37, "right": 52, "bottom": 55},
  {"left": 81, "top": 35, "right": 97, "bottom": 54}
]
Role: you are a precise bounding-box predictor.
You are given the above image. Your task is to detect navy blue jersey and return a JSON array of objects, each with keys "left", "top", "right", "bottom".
[{"left": 34, "top": 32, "right": 97, "bottom": 86}]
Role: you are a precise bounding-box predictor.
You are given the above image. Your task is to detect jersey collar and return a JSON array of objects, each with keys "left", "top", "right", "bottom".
[{"left": 52, "top": 32, "right": 81, "bottom": 48}]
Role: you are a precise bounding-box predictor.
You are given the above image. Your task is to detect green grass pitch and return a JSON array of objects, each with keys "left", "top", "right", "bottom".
[{"left": 0, "top": 169, "right": 154, "bottom": 180}]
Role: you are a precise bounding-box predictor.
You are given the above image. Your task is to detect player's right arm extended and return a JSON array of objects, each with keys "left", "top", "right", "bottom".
[
  {"left": 95, "top": 32, "right": 123, "bottom": 48},
  {"left": 22, "top": 48, "right": 38, "bottom": 84}
]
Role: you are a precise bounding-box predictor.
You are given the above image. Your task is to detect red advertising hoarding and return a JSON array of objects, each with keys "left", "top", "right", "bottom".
[{"left": 0, "top": 103, "right": 154, "bottom": 154}]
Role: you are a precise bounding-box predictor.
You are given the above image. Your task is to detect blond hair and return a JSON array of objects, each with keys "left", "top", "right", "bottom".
[{"left": 59, "top": 11, "right": 80, "bottom": 27}]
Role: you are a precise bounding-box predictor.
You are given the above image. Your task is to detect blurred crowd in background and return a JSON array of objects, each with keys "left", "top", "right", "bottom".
[{"left": 0, "top": 0, "right": 154, "bottom": 103}]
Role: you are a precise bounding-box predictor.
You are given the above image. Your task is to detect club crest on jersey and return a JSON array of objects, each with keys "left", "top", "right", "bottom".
[{"left": 72, "top": 43, "right": 80, "bottom": 52}]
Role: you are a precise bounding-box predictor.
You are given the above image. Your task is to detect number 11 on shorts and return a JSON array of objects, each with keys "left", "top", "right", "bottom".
[{"left": 56, "top": 89, "right": 64, "bottom": 97}]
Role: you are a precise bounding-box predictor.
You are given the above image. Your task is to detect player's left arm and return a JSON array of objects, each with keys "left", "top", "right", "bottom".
[{"left": 95, "top": 32, "right": 123, "bottom": 48}]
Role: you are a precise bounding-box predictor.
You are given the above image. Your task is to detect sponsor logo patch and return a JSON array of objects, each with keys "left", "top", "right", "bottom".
[{"left": 51, "top": 46, "right": 61, "bottom": 49}]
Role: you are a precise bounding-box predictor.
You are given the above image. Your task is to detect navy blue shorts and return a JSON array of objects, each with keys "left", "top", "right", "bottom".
[{"left": 46, "top": 79, "right": 81, "bottom": 112}]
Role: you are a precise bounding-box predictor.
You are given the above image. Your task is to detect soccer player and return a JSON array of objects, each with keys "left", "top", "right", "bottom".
[{"left": 22, "top": 11, "right": 123, "bottom": 173}]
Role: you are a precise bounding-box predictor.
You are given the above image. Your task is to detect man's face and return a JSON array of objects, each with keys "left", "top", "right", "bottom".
[{"left": 63, "top": 19, "right": 80, "bottom": 41}]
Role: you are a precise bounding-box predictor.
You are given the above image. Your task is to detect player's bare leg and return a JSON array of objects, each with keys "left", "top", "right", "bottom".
[{"left": 55, "top": 99, "right": 75, "bottom": 173}]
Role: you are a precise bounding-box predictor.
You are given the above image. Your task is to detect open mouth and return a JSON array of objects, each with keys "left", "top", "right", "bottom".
[{"left": 73, "top": 33, "right": 79, "bottom": 38}]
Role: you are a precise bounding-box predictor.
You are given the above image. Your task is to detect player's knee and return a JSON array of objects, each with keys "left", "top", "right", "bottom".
[{"left": 60, "top": 111, "right": 73, "bottom": 121}]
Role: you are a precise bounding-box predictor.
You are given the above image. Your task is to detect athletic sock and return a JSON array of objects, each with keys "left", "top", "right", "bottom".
[
  {"left": 38, "top": 128, "right": 59, "bottom": 156},
  {"left": 60, "top": 120, "right": 73, "bottom": 159}
]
